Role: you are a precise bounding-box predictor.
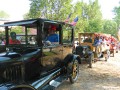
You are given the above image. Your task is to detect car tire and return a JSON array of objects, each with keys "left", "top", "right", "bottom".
[
  {"left": 116, "top": 50, "right": 118, "bottom": 53},
  {"left": 68, "top": 59, "right": 79, "bottom": 84}
]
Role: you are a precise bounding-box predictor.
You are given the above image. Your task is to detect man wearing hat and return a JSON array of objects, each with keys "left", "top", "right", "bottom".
[{"left": 46, "top": 25, "right": 59, "bottom": 43}]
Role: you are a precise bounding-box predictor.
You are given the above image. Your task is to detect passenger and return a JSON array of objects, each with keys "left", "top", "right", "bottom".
[
  {"left": 88, "top": 38, "right": 92, "bottom": 43},
  {"left": 0, "top": 38, "right": 5, "bottom": 45},
  {"left": 93, "top": 36, "right": 99, "bottom": 46},
  {"left": 46, "top": 25, "right": 59, "bottom": 43},
  {"left": 84, "top": 38, "right": 89, "bottom": 42},
  {"left": 9, "top": 32, "right": 21, "bottom": 44},
  {"left": 84, "top": 36, "right": 92, "bottom": 43},
  {"left": 1, "top": 38, "right": 5, "bottom": 45},
  {"left": 98, "top": 36, "right": 103, "bottom": 54},
  {"left": 93, "top": 35, "right": 102, "bottom": 58},
  {"left": 29, "top": 37, "right": 36, "bottom": 44}
]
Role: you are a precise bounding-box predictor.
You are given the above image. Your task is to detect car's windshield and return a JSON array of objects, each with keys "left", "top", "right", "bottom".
[{"left": 79, "top": 34, "right": 92, "bottom": 43}]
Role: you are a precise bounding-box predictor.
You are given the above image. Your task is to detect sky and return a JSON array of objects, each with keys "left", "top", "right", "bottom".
[
  {"left": 0, "top": 0, "right": 30, "bottom": 21},
  {"left": 0, "top": 0, "right": 120, "bottom": 21},
  {"left": 98, "top": 0, "right": 120, "bottom": 19},
  {"left": 77, "top": 0, "right": 120, "bottom": 19}
]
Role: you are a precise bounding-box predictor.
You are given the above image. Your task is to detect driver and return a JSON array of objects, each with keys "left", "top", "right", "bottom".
[
  {"left": 9, "top": 32, "right": 21, "bottom": 44},
  {"left": 46, "top": 25, "right": 59, "bottom": 43}
]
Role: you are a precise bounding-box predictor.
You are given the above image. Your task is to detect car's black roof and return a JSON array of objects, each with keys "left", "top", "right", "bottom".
[{"left": 0, "top": 18, "right": 66, "bottom": 27}]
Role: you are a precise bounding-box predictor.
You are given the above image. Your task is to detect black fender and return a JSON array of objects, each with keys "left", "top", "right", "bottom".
[
  {"left": 63, "top": 54, "right": 80, "bottom": 83},
  {"left": 10, "top": 85, "right": 36, "bottom": 90},
  {"left": 73, "top": 54, "right": 81, "bottom": 64},
  {"left": 63, "top": 54, "right": 81, "bottom": 67}
]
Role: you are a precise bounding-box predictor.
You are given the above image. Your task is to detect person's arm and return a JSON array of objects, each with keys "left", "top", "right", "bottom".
[
  {"left": 9, "top": 38, "right": 13, "bottom": 44},
  {"left": 55, "top": 34, "right": 59, "bottom": 42},
  {"left": 16, "top": 39, "right": 21, "bottom": 44}
]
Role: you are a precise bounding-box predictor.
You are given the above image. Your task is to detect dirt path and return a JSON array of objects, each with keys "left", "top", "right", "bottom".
[{"left": 57, "top": 52, "right": 120, "bottom": 90}]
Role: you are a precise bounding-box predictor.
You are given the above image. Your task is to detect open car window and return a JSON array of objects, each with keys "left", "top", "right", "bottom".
[
  {"left": 62, "top": 25, "right": 73, "bottom": 44},
  {"left": 8, "top": 27, "right": 37, "bottom": 45},
  {"left": 42, "top": 23, "right": 60, "bottom": 48}
]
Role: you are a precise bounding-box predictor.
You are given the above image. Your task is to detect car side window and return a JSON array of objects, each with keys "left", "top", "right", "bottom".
[{"left": 63, "top": 29, "right": 72, "bottom": 44}]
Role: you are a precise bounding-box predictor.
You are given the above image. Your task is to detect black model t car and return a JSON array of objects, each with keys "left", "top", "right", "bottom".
[
  {"left": 0, "top": 18, "right": 80, "bottom": 90},
  {"left": 75, "top": 45, "right": 94, "bottom": 68}
]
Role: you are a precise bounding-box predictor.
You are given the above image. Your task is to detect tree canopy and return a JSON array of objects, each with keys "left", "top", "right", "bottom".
[
  {"left": 113, "top": 2, "right": 120, "bottom": 37},
  {"left": 23, "top": 0, "right": 118, "bottom": 37},
  {"left": 102, "top": 20, "right": 117, "bottom": 36},
  {"left": 27, "top": 0, "right": 72, "bottom": 21},
  {"left": 0, "top": 10, "right": 9, "bottom": 19}
]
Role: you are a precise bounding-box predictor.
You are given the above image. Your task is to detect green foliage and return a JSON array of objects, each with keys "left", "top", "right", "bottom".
[
  {"left": 86, "top": 19, "right": 102, "bottom": 32},
  {"left": 0, "top": 10, "right": 9, "bottom": 19},
  {"left": 86, "top": 0, "right": 103, "bottom": 33},
  {"left": 112, "top": 3, "right": 120, "bottom": 37},
  {"left": 88, "top": 0, "right": 102, "bottom": 19},
  {"left": 28, "top": 0, "right": 72, "bottom": 21},
  {"left": 0, "top": 32, "right": 5, "bottom": 38},
  {"left": 25, "top": 0, "right": 118, "bottom": 37},
  {"left": 11, "top": 26, "right": 24, "bottom": 34},
  {"left": 72, "top": 1, "right": 84, "bottom": 35},
  {"left": 113, "top": 3, "right": 120, "bottom": 28},
  {"left": 23, "top": 13, "right": 30, "bottom": 20},
  {"left": 72, "top": 0, "right": 103, "bottom": 35},
  {"left": 102, "top": 20, "right": 117, "bottom": 36}
]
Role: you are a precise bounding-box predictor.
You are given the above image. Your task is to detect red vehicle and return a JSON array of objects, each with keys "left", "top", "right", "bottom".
[{"left": 109, "top": 36, "right": 119, "bottom": 56}]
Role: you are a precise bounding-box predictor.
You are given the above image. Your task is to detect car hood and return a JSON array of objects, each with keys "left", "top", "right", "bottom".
[
  {"left": 0, "top": 68, "right": 62, "bottom": 90},
  {"left": 0, "top": 52, "right": 22, "bottom": 63}
]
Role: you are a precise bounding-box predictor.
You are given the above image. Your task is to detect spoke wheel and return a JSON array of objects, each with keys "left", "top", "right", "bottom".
[{"left": 69, "top": 60, "right": 79, "bottom": 84}]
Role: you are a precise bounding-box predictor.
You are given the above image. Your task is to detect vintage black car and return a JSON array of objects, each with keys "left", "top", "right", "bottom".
[
  {"left": 75, "top": 45, "right": 94, "bottom": 68},
  {"left": 0, "top": 18, "right": 80, "bottom": 90}
]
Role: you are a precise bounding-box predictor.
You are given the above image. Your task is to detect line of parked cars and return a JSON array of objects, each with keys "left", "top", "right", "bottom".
[
  {"left": 0, "top": 18, "right": 119, "bottom": 90},
  {"left": 75, "top": 33, "right": 120, "bottom": 63}
]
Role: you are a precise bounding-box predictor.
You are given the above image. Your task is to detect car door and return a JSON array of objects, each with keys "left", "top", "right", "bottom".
[
  {"left": 41, "top": 27, "right": 63, "bottom": 71},
  {"left": 41, "top": 44, "right": 63, "bottom": 71}
]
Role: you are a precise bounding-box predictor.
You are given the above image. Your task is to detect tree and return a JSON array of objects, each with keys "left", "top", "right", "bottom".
[
  {"left": 11, "top": 26, "right": 24, "bottom": 34},
  {"left": 71, "top": 1, "right": 84, "bottom": 35},
  {"left": 25, "top": 0, "right": 104, "bottom": 36},
  {"left": 86, "top": 0, "right": 103, "bottom": 33},
  {"left": 72, "top": 0, "right": 103, "bottom": 34},
  {"left": 28, "top": 0, "right": 72, "bottom": 21},
  {"left": 23, "top": 13, "right": 30, "bottom": 20},
  {"left": 113, "top": 2, "right": 120, "bottom": 28},
  {"left": 0, "top": 10, "right": 9, "bottom": 19},
  {"left": 102, "top": 20, "right": 117, "bottom": 36}
]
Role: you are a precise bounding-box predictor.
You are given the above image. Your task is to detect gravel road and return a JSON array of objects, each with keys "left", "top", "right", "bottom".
[{"left": 57, "top": 52, "right": 120, "bottom": 90}]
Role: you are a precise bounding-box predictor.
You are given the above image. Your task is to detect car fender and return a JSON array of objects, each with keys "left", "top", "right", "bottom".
[
  {"left": 63, "top": 54, "right": 80, "bottom": 67},
  {"left": 64, "top": 54, "right": 80, "bottom": 80}
]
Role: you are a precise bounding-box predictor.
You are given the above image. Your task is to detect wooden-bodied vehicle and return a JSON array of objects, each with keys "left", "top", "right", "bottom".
[
  {"left": 75, "top": 33, "right": 111, "bottom": 63},
  {"left": 0, "top": 18, "right": 80, "bottom": 90}
]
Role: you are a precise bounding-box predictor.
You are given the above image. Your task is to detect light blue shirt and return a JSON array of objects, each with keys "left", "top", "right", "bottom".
[{"left": 47, "top": 34, "right": 59, "bottom": 42}]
